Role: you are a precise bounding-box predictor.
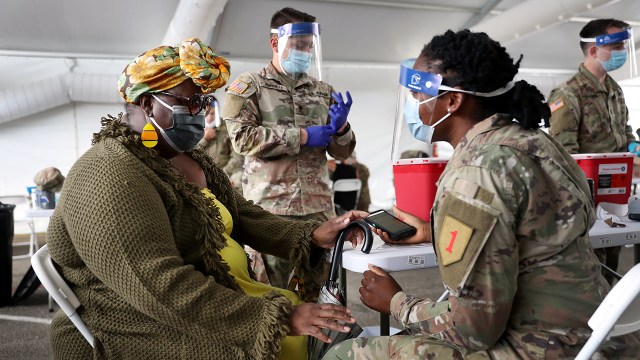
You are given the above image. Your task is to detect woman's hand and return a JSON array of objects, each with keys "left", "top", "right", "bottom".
[
  {"left": 288, "top": 303, "right": 356, "bottom": 343},
  {"left": 373, "top": 205, "right": 431, "bottom": 245},
  {"left": 312, "top": 210, "right": 368, "bottom": 249},
  {"left": 359, "top": 264, "right": 402, "bottom": 315}
]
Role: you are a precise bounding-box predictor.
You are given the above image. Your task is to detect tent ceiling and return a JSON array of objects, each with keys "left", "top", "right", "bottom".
[
  {"left": 0, "top": 0, "right": 638, "bottom": 94},
  {"left": 2, "top": 0, "right": 639, "bottom": 64}
]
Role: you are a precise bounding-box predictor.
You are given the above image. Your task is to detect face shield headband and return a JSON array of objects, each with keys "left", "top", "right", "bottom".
[
  {"left": 580, "top": 28, "right": 631, "bottom": 46},
  {"left": 399, "top": 59, "right": 516, "bottom": 98},
  {"left": 394, "top": 59, "right": 516, "bottom": 158}
]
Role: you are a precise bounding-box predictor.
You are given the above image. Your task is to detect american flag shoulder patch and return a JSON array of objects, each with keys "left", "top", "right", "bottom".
[
  {"left": 549, "top": 97, "right": 565, "bottom": 113},
  {"left": 228, "top": 79, "right": 249, "bottom": 94}
]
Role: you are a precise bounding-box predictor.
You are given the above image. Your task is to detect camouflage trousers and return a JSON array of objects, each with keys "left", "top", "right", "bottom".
[
  {"left": 322, "top": 335, "right": 492, "bottom": 360},
  {"left": 253, "top": 209, "right": 335, "bottom": 290}
]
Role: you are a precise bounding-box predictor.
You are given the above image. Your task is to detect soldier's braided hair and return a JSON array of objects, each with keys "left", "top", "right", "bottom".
[{"left": 417, "top": 29, "right": 550, "bottom": 130}]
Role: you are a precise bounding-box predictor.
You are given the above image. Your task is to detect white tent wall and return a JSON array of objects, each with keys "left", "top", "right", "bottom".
[
  {"left": 0, "top": 103, "right": 122, "bottom": 195},
  {"left": 1, "top": 60, "right": 639, "bottom": 222}
]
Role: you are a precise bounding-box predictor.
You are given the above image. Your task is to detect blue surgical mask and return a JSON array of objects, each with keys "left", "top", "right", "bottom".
[
  {"left": 402, "top": 92, "right": 451, "bottom": 143},
  {"left": 151, "top": 95, "right": 205, "bottom": 152},
  {"left": 282, "top": 49, "right": 312, "bottom": 74},
  {"left": 600, "top": 49, "right": 628, "bottom": 72},
  {"left": 404, "top": 97, "right": 430, "bottom": 142}
]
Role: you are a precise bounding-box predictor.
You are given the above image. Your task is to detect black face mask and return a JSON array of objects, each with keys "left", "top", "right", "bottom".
[{"left": 150, "top": 97, "right": 205, "bottom": 152}]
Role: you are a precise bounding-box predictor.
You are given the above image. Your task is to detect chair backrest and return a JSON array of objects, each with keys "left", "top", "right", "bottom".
[
  {"left": 575, "top": 263, "right": 640, "bottom": 360},
  {"left": 333, "top": 179, "right": 362, "bottom": 213},
  {"left": 31, "top": 244, "right": 95, "bottom": 348}
]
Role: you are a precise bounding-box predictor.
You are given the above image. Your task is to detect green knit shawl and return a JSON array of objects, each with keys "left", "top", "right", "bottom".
[{"left": 92, "top": 114, "right": 243, "bottom": 292}]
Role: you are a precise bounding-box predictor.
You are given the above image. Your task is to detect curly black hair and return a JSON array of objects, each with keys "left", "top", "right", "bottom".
[{"left": 418, "top": 29, "right": 550, "bottom": 129}]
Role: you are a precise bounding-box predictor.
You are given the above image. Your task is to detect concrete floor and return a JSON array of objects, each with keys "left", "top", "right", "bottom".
[{"left": 0, "top": 234, "right": 636, "bottom": 359}]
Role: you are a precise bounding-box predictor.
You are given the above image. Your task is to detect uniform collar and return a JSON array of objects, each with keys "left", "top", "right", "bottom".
[
  {"left": 578, "top": 63, "right": 616, "bottom": 93},
  {"left": 263, "top": 62, "right": 313, "bottom": 88},
  {"left": 457, "top": 113, "right": 513, "bottom": 150}
]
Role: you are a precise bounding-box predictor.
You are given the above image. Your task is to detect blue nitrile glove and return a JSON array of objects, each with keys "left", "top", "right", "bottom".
[
  {"left": 306, "top": 125, "right": 336, "bottom": 147},
  {"left": 329, "top": 91, "right": 353, "bottom": 132},
  {"left": 629, "top": 142, "right": 640, "bottom": 153}
]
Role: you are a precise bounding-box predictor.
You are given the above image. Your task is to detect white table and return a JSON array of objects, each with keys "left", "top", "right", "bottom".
[
  {"left": 24, "top": 208, "right": 55, "bottom": 218},
  {"left": 589, "top": 217, "right": 640, "bottom": 265},
  {"left": 342, "top": 241, "right": 437, "bottom": 273},
  {"left": 15, "top": 209, "right": 54, "bottom": 259},
  {"left": 589, "top": 217, "right": 640, "bottom": 248}
]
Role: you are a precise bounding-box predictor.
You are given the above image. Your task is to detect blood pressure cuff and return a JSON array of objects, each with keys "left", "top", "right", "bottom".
[{"left": 434, "top": 180, "right": 499, "bottom": 295}]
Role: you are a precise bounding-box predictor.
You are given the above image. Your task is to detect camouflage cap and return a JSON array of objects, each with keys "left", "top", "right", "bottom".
[{"left": 33, "top": 167, "right": 65, "bottom": 192}]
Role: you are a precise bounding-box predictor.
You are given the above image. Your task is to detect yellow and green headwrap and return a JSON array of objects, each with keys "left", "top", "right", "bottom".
[{"left": 118, "top": 38, "right": 230, "bottom": 104}]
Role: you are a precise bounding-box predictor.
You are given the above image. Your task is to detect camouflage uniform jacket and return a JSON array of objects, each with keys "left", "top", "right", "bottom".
[
  {"left": 389, "top": 114, "right": 635, "bottom": 359},
  {"left": 223, "top": 63, "right": 356, "bottom": 215},
  {"left": 198, "top": 121, "right": 244, "bottom": 189},
  {"left": 548, "top": 64, "right": 633, "bottom": 154}
]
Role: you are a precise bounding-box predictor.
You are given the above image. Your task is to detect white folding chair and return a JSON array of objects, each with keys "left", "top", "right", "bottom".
[
  {"left": 575, "top": 263, "right": 640, "bottom": 360},
  {"left": 333, "top": 178, "right": 362, "bottom": 214},
  {"left": 31, "top": 244, "right": 95, "bottom": 348},
  {"left": 0, "top": 195, "right": 39, "bottom": 260}
]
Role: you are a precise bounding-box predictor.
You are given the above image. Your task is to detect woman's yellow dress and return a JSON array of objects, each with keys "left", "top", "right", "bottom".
[{"left": 202, "top": 189, "right": 307, "bottom": 360}]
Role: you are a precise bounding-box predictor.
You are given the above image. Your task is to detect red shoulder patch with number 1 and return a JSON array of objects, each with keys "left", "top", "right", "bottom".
[{"left": 437, "top": 215, "right": 474, "bottom": 266}]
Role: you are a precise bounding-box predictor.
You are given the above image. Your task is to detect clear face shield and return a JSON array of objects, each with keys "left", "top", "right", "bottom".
[
  {"left": 581, "top": 28, "right": 638, "bottom": 81},
  {"left": 272, "top": 22, "right": 322, "bottom": 80},
  {"left": 392, "top": 59, "right": 447, "bottom": 163},
  {"left": 205, "top": 96, "right": 221, "bottom": 129}
]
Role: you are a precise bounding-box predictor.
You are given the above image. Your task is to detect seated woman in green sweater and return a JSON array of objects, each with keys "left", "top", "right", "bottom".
[{"left": 47, "top": 38, "right": 363, "bottom": 360}]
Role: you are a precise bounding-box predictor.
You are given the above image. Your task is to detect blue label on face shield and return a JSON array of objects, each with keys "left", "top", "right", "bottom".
[
  {"left": 596, "top": 29, "right": 631, "bottom": 45},
  {"left": 399, "top": 59, "right": 442, "bottom": 96},
  {"left": 278, "top": 22, "right": 320, "bottom": 37}
]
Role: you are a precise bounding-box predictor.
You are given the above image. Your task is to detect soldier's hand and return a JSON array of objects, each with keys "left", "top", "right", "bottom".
[
  {"left": 373, "top": 205, "right": 431, "bottom": 245},
  {"left": 303, "top": 125, "right": 335, "bottom": 147},
  {"left": 288, "top": 303, "right": 355, "bottom": 343},
  {"left": 312, "top": 210, "right": 368, "bottom": 249},
  {"left": 359, "top": 264, "right": 402, "bottom": 315},
  {"left": 329, "top": 91, "right": 353, "bottom": 132}
]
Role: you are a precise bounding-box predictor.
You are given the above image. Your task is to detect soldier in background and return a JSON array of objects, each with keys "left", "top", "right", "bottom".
[
  {"left": 548, "top": 18, "right": 638, "bottom": 285},
  {"left": 223, "top": 7, "right": 356, "bottom": 289},
  {"left": 198, "top": 99, "right": 244, "bottom": 191}
]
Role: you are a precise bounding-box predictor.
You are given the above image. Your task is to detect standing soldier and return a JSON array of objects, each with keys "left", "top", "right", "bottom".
[
  {"left": 222, "top": 7, "right": 356, "bottom": 289},
  {"left": 548, "top": 18, "right": 638, "bottom": 285}
]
